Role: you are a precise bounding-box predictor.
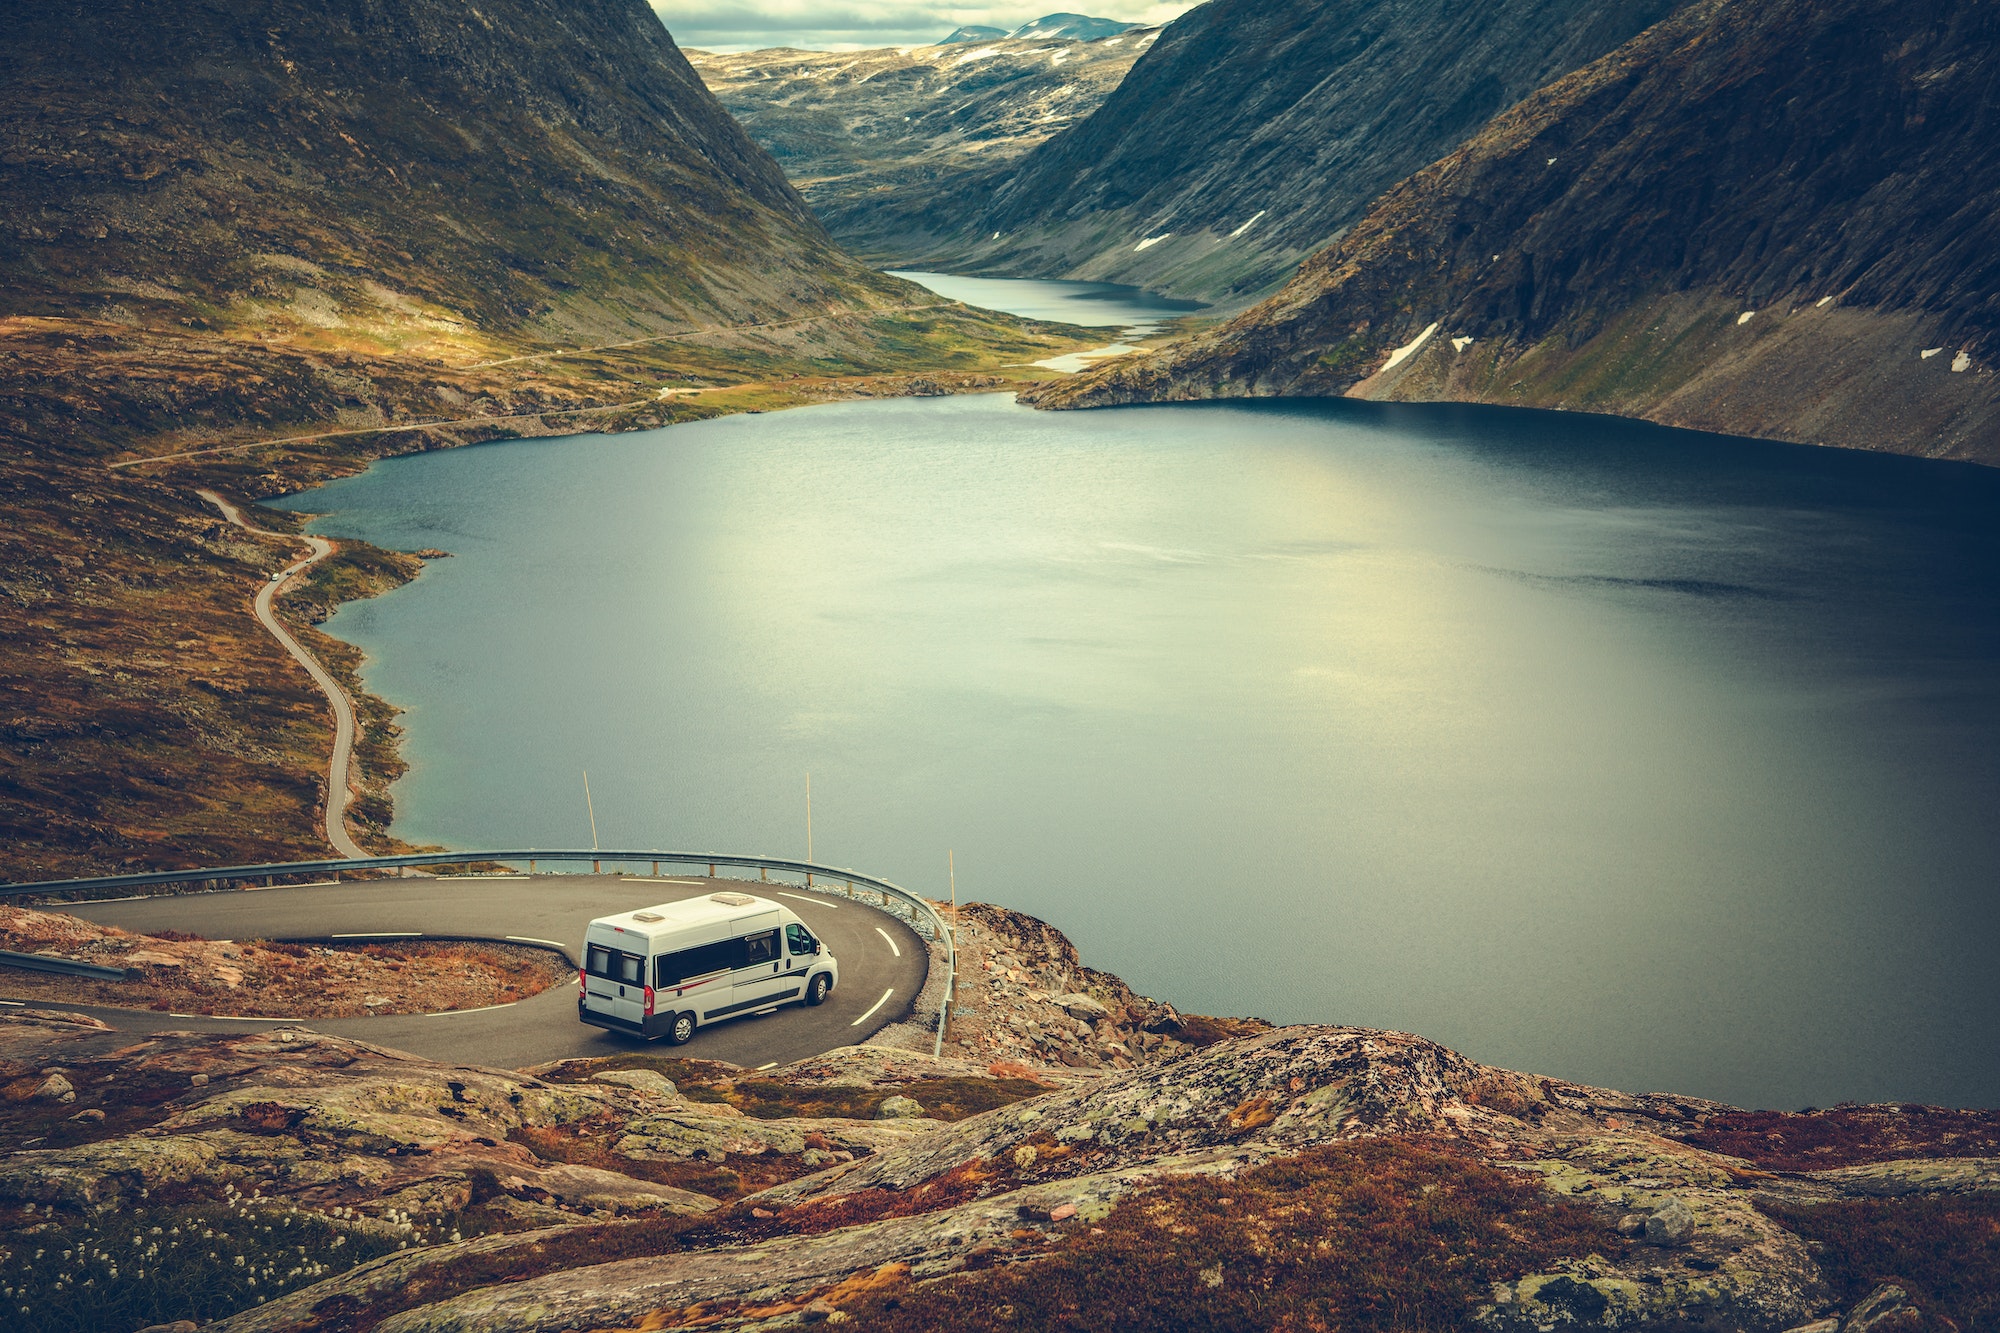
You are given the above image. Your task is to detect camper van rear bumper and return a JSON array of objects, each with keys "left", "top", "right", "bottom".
[{"left": 579, "top": 1000, "right": 664, "bottom": 1038}]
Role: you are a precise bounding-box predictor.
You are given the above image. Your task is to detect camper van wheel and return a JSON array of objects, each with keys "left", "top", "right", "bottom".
[
  {"left": 663, "top": 1012, "right": 695, "bottom": 1046},
  {"left": 805, "top": 973, "right": 831, "bottom": 1007}
]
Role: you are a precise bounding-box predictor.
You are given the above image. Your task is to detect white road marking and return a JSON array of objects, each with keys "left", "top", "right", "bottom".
[
  {"left": 505, "top": 936, "right": 571, "bottom": 950},
  {"left": 756, "top": 1062, "right": 778, "bottom": 1071},
  {"left": 0, "top": 1000, "right": 24, "bottom": 1007},
  {"left": 874, "top": 927, "right": 900, "bottom": 956},
  {"left": 332, "top": 932, "right": 419, "bottom": 939},
  {"left": 169, "top": 1013, "right": 304, "bottom": 1022},
  {"left": 622, "top": 877, "right": 706, "bottom": 884},
  {"left": 777, "top": 892, "right": 836, "bottom": 909},
  {"left": 851, "top": 988, "right": 895, "bottom": 1026},
  {"left": 434, "top": 874, "right": 528, "bottom": 881},
  {"left": 427, "top": 1003, "right": 517, "bottom": 1017}
]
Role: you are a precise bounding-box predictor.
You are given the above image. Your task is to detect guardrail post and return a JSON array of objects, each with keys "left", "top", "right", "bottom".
[
  {"left": 652, "top": 861, "right": 659, "bottom": 876},
  {"left": 593, "top": 859, "right": 601, "bottom": 874},
  {"left": 760, "top": 867, "right": 768, "bottom": 882},
  {"left": 709, "top": 863, "right": 716, "bottom": 877},
  {"left": 529, "top": 859, "right": 537, "bottom": 874}
]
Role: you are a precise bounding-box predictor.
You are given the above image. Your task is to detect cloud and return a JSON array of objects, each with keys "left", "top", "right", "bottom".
[{"left": 654, "top": 0, "right": 1197, "bottom": 51}]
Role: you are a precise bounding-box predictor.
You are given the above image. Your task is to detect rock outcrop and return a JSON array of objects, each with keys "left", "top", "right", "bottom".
[{"left": 1027, "top": 0, "right": 2000, "bottom": 463}]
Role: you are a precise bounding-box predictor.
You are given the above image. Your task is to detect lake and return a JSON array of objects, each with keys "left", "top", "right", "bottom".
[{"left": 275, "top": 284, "right": 2000, "bottom": 1112}]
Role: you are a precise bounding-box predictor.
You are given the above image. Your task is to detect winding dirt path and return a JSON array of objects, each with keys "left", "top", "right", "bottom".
[{"left": 197, "top": 489, "right": 367, "bottom": 860}]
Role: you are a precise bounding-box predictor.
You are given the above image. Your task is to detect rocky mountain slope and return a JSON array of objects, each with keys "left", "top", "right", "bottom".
[
  {"left": 2, "top": 901, "right": 1994, "bottom": 1332},
  {"left": 686, "top": 30, "right": 1155, "bottom": 244},
  {"left": 0, "top": 0, "right": 905, "bottom": 359},
  {"left": 844, "top": 0, "right": 1681, "bottom": 305},
  {"left": 1027, "top": 0, "right": 2000, "bottom": 464}
]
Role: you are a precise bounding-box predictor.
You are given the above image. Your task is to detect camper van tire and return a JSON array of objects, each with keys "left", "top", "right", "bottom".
[
  {"left": 664, "top": 1012, "right": 696, "bottom": 1045},
  {"left": 806, "top": 973, "right": 832, "bottom": 1006}
]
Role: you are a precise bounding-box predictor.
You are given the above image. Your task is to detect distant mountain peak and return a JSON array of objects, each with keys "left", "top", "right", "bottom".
[
  {"left": 938, "top": 14, "right": 1137, "bottom": 46},
  {"left": 938, "top": 24, "right": 1008, "bottom": 44},
  {"left": 1009, "top": 13, "right": 1138, "bottom": 42}
]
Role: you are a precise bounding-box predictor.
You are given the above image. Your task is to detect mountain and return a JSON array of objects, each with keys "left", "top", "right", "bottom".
[
  {"left": 847, "top": 0, "right": 1681, "bottom": 305},
  {"left": 687, "top": 32, "right": 1154, "bottom": 238},
  {"left": 1008, "top": 13, "right": 1139, "bottom": 41},
  {"left": 940, "top": 24, "right": 1011, "bottom": 43},
  {"left": 1026, "top": 0, "right": 2000, "bottom": 464},
  {"left": 0, "top": 0, "right": 917, "bottom": 376}
]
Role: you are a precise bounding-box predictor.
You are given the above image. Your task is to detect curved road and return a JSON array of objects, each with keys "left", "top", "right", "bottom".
[
  {"left": 32, "top": 874, "right": 927, "bottom": 1069},
  {"left": 197, "top": 489, "right": 364, "bottom": 860}
]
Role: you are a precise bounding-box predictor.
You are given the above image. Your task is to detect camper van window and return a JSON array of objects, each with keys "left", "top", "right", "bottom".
[
  {"left": 786, "top": 924, "right": 816, "bottom": 955},
  {"left": 586, "top": 945, "right": 641, "bottom": 981},
  {"left": 742, "top": 929, "right": 779, "bottom": 965},
  {"left": 657, "top": 938, "right": 735, "bottom": 986}
]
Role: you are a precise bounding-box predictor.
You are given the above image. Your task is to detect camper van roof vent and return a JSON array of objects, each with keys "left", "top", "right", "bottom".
[
  {"left": 631, "top": 911, "right": 665, "bottom": 923},
  {"left": 709, "top": 892, "right": 756, "bottom": 907}
]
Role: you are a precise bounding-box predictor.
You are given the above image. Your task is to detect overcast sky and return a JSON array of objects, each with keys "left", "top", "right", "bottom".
[{"left": 655, "top": 0, "right": 1197, "bottom": 52}]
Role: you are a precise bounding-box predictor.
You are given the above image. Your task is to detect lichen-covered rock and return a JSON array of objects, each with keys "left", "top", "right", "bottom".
[
  {"left": 1644, "top": 1195, "right": 1696, "bottom": 1246},
  {"left": 592, "top": 1068, "right": 677, "bottom": 1097},
  {"left": 876, "top": 1095, "right": 926, "bottom": 1120}
]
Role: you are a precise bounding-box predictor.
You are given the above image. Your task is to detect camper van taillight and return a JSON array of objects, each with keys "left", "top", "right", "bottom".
[
  {"left": 577, "top": 968, "right": 586, "bottom": 997},
  {"left": 643, "top": 985, "right": 656, "bottom": 1017}
]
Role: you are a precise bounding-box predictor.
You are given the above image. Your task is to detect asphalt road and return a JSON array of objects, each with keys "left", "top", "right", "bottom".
[
  {"left": 197, "top": 488, "right": 365, "bottom": 860},
  {"left": 32, "top": 874, "right": 928, "bottom": 1070}
]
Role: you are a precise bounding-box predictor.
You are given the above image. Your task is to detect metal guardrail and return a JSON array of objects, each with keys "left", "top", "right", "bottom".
[
  {"left": 0, "top": 850, "right": 957, "bottom": 1055},
  {"left": 0, "top": 948, "right": 129, "bottom": 982}
]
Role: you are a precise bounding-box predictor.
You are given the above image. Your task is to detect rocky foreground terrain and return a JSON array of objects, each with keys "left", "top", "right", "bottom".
[
  {"left": 1028, "top": 0, "right": 2000, "bottom": 463},
  {"left": 1, "top": 902, "right": 1993, "bottom": 1332},
  {"left": 845, "top": 0, "right": 1679, "bottom": 307}
]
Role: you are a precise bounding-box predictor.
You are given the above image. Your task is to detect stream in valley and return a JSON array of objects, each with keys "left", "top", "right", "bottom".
[{"left": 274, "top": 277, "right": 2000, "bottom": 1111}]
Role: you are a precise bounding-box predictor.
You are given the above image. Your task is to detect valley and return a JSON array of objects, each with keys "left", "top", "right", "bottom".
[{"left": 0, "top": 0, "right": 1099, "bottom": 878}]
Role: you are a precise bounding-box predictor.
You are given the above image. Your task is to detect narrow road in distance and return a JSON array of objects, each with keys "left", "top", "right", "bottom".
[
  {"left": 43, "top": 874, "right": 927, "bottom": 1069},
  {"left": 197, "top": 489, "right": 365, "bottom": 860}
]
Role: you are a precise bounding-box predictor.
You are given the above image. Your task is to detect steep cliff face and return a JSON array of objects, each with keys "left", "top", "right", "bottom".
[
  {"left": 687, "top": 32, "right": 1153, "bottom": 247},
  {"left": 863, "top": 0, "right": 1678, "bottom": 305},
  {"left": 1027, "top": 0, "right": 2000, "bottom": 463},
  {"left": 0, "top": 0, "right": 906, "bottom": 351}
]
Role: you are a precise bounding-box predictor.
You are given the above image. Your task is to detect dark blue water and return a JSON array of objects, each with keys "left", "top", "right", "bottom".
[{"left": 275, "top": 393, "right": 2000, "bottom": 1111}]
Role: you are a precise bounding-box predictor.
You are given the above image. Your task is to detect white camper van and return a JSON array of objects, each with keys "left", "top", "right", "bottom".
[{"left": 578, "top": 891, "right": 838, "bottom": 1045}]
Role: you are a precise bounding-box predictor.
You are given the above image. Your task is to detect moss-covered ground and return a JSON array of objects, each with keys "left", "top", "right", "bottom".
[{"left": 806, "top": 1139, "right": 1630, "bottom": 1331}]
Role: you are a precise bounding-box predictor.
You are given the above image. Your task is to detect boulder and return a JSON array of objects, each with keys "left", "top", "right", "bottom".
[
  {"left": 32, "top": 1072, "right": 75, "bottom": 1103},
  {"left": 1057, "top": 993, "right": 1109, "bottom": 1020},
  {"left": 592, "top": 1069, "right": 677, "bottom": 1097},
  {"left": 876, "top": 1095, "right": 925, "bottom": 1120},
  {"left": 1843, "top": 1284, "right": 1921, "bottom": 1332},
  {"left": 1644, "top": 1197, "right": 1696, "bottom": 1246}
]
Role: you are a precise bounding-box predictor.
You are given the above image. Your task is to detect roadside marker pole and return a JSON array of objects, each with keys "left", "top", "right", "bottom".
[{"left": 583, "top": 770, "right": 600, "bottom": 874}]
